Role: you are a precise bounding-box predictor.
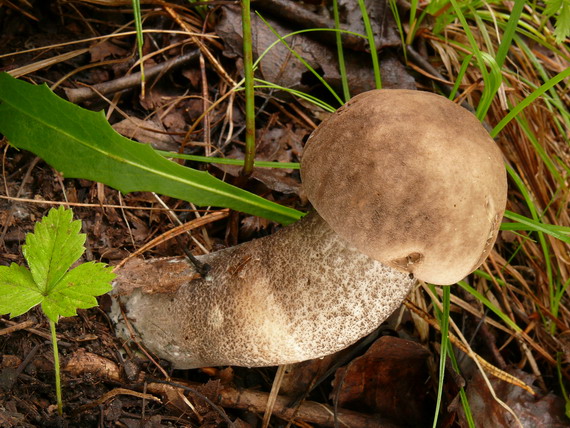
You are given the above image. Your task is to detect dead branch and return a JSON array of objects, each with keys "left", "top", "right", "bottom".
[
  {"left": 63, "top": 350, "right": 399, "bottom": 427},
  {"left": 64, "top": 49, "right": 199, "bottom": 103}
]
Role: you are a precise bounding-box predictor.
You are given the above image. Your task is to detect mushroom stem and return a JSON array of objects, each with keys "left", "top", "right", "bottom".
[{"left": 111, "top": 212, "right": 415, "bottom": 369}]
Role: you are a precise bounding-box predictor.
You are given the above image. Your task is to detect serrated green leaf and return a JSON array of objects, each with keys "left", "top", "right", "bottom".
[
  {"left": 41, "top": 262, "right": 114, "bottom": 322},
  {"left": 0, "top": 72, "right": 303, "bottom": 225},
  {"left": 0, "top": 263, "right": 43, "bottom": 318},
  {"left": 23, "top": 206, "right": 85, "bottom": 294},
  {"left": 545, "top": 0, "right": 563, "bottom": 16},
  {"left": 554, "top": 1, "right": 570, "bottom": 43}
]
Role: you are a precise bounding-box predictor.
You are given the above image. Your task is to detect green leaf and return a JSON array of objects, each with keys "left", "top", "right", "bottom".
[
  {"left": 0, "top": 207, "right": 115, "bottom": 323},
  {"left": 0, "top": 72, "right": 303, "bottom": 225},
  {"left": 545, "top": 0, "right": 563, "bottom": 16},
  {"left": 41, "top": 262, "right": 114, "bottom": 322},
  {"left": 553, "top": 1, "right": 570, "bottom": 43},
  {"left": 23, "top": 206, "right": 85, "bottom": 294},
  {"left": 0, "top": 264, "right": 43, "bottom": 318},
  {"left": 544, "top": 0, "right": 570, "bottom": 43}
]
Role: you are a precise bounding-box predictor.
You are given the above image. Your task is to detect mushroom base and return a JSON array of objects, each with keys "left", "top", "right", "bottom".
[{"left": 110, "top": 212, "right": 416, "bottom": 369}]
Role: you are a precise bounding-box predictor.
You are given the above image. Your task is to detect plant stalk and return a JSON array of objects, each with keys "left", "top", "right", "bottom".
[
  {"left": 49, "top": 319, "right": 63, "bottom": 416},
  {"left": 241, "top": 0, "right": 256, "bottom": 177}
]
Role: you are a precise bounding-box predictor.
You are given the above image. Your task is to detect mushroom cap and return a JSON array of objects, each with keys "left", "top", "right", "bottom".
[{"left": 301, "top": 89, "right": 507, "bottom": 285}]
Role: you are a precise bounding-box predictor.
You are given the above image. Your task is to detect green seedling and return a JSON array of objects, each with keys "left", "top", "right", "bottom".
[{"left": 0, "top": 206, "right": 115, "bottom": 416}]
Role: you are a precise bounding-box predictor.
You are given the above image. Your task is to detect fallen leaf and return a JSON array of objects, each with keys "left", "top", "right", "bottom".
[
  {"left": 112, "top": 117, "right": 179, "bottom": 152},
  {"left": 89, "top": 41, "right": 127, "bottom": 63},
  {"left": 331, "top": 335, "right": 432, "bottom": 426},
  {"left": 456, "top": 368, "right": 568, "bottom": 428}
]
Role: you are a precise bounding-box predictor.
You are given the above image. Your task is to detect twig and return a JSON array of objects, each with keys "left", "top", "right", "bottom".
[
  {"left": 0, "top": 319, "right": 35, "bottom": 336},
  {"left": 64, "top": 50, "right": 199, "bottom": 103},
  {"left": 71, "top": 387, "right": 161, "bottom": 415},
  {"left": 262, "top": 364, "right": 289, "bottom": 428},
  {"left": 164, "top": 5, "right": 236, "bottom": 86},
  {"left": 0, "top": 318, "right": 70, "bottom": 346},
  {"left": 0, "top": 194, "right": 216, "bottom": 212},
  {"left": 64, "top": 350, "right": 399, "bottom": 428}
]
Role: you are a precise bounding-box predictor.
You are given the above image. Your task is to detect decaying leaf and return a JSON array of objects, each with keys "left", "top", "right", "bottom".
[
  {"left": 112, "top": 116, "right": 179, "bottom": 152},
  {"left": 216, "top": 6, "right": 414, "bottom": 97},
  {"left": 331, "top": 335, "right": 433, "bottom": 426},
  {"left": 455, "top": 368, "right": 568, "bottom": 427}
]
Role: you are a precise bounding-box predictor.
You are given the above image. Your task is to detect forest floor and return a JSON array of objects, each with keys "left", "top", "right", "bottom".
[{"left": 0, "top": 1, "right": 569, "bottom": 427}]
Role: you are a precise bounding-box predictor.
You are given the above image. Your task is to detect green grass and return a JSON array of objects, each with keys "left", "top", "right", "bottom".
[
  {"left": 356, "top": 0, "right": 382, "bottom": 88},
  {"left": 333, "top": 0, "right": 351, "bottom": 101},
  {"left": 131, "top": 0, "right": 146, "bottom": 97},
  {"left": 430, "top": 284, "right": 451, "bottom": 427}
]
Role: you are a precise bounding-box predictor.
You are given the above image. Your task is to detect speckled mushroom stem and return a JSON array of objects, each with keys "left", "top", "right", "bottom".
[{"left": 111, "top": 212, "right": 415, "bottom": 369}]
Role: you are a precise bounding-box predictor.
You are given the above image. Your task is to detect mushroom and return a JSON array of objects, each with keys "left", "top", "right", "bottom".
[{"left": 110, "top": 89, "right": 507, "bottom": 369}]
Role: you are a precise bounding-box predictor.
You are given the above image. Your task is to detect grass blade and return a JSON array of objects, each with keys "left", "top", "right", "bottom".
[
  {"left": 157, "top": 151, "right": 300, "bottom": 169},
  {"left": 494, "top": 0, "right": 525, "bottom": 69},
  {"left": 431, "top": 285, "right": 451, "bottom": 428},
  {"left": 491, "top": 66, "right": 570, "bottom": 137},
  {"left": 458, "top": 280, "right": 522, "bottom": 333},
  {"left": 333, "top": 0, "right": 351, "bottom": 102},
  {"left": 256, "top": 13, "right": 344, "bottom": 105},
  {"left": 131, "top": 0, "right": 145, "bottom": 97},
  {"left": 357, "top": 0, "right": 382, "bottom": 88}
]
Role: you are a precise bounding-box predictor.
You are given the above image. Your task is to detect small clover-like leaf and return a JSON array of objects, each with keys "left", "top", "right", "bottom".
[
  {"left": 41, "top": 262, "right": 115, "bottom": 322},
  {"left": 23, "top": 206, "right": 86, "bottom": 294},
  {"left": 0, "top": 263, "right": 43, "bottom": 318},
  {"left": 1, "top": 207, "right": 115, "bottom": 323}
]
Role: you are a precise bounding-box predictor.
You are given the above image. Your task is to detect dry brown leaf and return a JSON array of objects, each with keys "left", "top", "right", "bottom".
[{"left": 331, "top": 335, "right": 432, "bottom": 426}]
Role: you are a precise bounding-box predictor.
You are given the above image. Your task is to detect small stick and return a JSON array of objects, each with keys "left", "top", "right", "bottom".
[
  {"left": 0, "top": 319, "right": 35, "bottom": 336},
  {"left": 64, "top": 50, "right": 199, "bottom": 103},
  {"left": 64, "top": 351, "right": 399, "bottom": 428},
  {"left": 175, "top": 234, "right": 211, "bottom": 277},
  {"left": 114, "top": 209, "right": 229, "bottom": 269}
]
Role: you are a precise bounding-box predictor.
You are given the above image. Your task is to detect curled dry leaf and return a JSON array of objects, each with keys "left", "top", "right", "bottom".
[
  {"left": 338, "top": 0, "right": 402, "bottom": 49},
  {"left": 89, "top": 40, "right": 128, "bottom": 63},
  {"left": 112, "top": 117, "right": 179, "bottom": 152},
  {"left": 216, "top": 6, "right": 414, "bottom": 96},
  {"left": 331, "top": 335, "right": 432, "bottom": 426}
]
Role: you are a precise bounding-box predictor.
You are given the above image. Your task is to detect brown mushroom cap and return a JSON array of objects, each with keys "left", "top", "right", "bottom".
[{"left": 301, "top": 89, "right": 507, "bottom": 285}]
